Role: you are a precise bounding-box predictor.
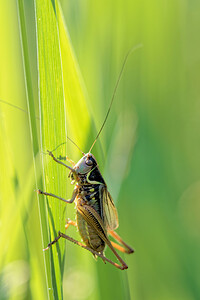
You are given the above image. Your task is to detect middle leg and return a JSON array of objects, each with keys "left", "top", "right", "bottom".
[
  {"left": 65, "top": 219, "right": 77, "bottom": 230},
  {"left": 37, "top": 187, "right": 78, "bottom": 204}
]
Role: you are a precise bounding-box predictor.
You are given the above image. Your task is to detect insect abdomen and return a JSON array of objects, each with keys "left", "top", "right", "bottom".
[{"left": 76, "top": 211, "right": 105, "bottom": 252}]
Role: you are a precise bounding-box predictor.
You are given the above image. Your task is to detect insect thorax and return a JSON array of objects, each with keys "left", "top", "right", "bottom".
[
  {"left": 79, "top": 184, "right": 102, "bottom": 216},
  {"left": 76, "top": 165, "right": 106, "bottom": 217}
]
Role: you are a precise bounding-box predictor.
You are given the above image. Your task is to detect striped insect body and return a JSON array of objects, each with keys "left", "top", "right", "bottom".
[{"left": 73, "top": 153, "right": 118, "bottom": 252}]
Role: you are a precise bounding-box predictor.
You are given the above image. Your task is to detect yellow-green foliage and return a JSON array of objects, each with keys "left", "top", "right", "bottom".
[{"left": 0, "top": 0, "right": 200, "bottom": 300}]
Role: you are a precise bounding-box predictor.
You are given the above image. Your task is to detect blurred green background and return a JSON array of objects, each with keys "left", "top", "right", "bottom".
[{"left": 0, "top": 0, "right": 200, "bottom": 299}]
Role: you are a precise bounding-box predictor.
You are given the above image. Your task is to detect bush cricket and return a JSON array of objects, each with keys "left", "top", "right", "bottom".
[{"left": 0, "top": 45, "right": 141, "bottom": 270}]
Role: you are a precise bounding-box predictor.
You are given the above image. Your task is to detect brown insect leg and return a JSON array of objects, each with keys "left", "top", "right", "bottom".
[
  {"left": 45, "top": 231, "right": 127, "bottom": 270},
  {"left": 111, "top": 241, "right": 130, "bottom": 253},
  {"left": 59, "top": 232, "right": 128, "bottom": 270},
  {"left": 43, "top": 234, "right": 61, "bottom": 251},
  {"left": 47, "top": 150, "right": 74, "bottom": 172},
  {"left": 37, "top": 187, "right": 77, "bottom": 204},
  {"left": 108, "top": 230, "right": 134, "bottom": 254},
  {"left": 37, "top": 190, "right": 75, "bottom": 204}
]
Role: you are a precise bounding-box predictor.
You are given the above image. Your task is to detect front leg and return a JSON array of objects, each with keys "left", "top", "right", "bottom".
[
  {"left": 47, "top": 150, "right": 74, "bottom": 172},
  {"left": 37, "top": 187, "right": 78, "bottom": 204}
]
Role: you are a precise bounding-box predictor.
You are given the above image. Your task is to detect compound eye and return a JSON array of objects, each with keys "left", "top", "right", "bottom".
[{"left": 85, "top": 157, "right": 93, "bottom": 166}]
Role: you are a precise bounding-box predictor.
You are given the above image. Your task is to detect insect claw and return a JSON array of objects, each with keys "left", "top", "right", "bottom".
[
  {"left": 41, "top": 151, "right": 48, "bottom": 155},
  {"left": 122, "top": 264, "right": 128, "bottom": 270},
  {"left": 43, "top": 246, "right": 50, "bottom": 251},
  {"left": 129, "top": 248, "right": 134, "bottom": 254}
]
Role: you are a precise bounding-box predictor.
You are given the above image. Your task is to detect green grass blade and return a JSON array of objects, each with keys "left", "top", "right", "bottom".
[{"left": 35, "top": 0, "right": 67, "bottom": 299}]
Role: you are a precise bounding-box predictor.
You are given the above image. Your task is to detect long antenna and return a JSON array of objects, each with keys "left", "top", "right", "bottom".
[
  {"left": 89, "top": 44, "right": 142, "bottom": 153},
  {"left": 0, "top": 98, "right": 40, "bottom": 120},
  {"left": 51, "top": 138, "right": 85, "bottom": 156},
  {"left": 0, "top": 99, "right": 29, "bottom": 114}
]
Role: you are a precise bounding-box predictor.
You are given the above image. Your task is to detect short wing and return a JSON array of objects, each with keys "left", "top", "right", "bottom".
[{"left": 101, "top": 187, "right": 119, "bottom": 231}]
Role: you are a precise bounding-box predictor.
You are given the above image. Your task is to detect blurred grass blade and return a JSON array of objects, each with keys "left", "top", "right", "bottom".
[
  {"left": 17, "top": 0, "right": 39, "bottom": 156},
  {"left": 17, "top": 0, "right": 50, "bottom": 298}
]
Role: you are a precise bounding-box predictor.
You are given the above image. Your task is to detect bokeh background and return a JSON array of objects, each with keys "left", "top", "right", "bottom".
[{"left": 0, "top": 0, "right": 200, "bottom": 299}]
